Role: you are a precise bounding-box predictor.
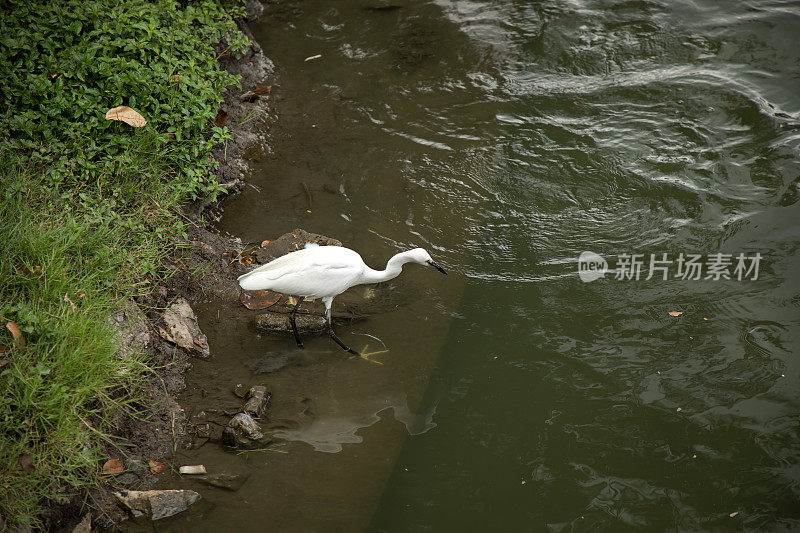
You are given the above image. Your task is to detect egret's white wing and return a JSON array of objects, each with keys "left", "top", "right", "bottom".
[{"left": 237, "top": 246, "right": 365, "bottom": 299}]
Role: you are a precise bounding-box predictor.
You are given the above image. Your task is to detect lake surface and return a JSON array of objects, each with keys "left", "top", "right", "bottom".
[{"left": 166, "top": 0, "right": 800, "bottom": 530}]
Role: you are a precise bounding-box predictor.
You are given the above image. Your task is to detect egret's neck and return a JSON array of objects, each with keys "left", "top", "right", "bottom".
[{"left": 361, "top": 251, "right": 417, "bottom": 284}]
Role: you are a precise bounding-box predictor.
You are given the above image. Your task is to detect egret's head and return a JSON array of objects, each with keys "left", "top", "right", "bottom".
[{"left": 408, "top": 248, "right": 447, "bottom": 275}]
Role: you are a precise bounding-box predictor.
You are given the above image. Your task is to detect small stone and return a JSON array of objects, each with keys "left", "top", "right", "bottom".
[
  {"left": 229, "top": 412, "right": 263, "bottom": 440},
  {"left": 233, "top": 383, "right": 248, "bottom": 398},
  {"left": 71, "top": 512, "right": 91, "bottom": 533},
  {"left": 221, "top": 426, "right": 237, "bottom": 448},
  {"left": 243, "top": 385, "right": 271, "bottom": 418}
]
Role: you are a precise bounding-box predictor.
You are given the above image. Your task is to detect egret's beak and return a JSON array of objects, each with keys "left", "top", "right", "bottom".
[{"left": 427, "top": 260, "right": 447, "bottom": 275}]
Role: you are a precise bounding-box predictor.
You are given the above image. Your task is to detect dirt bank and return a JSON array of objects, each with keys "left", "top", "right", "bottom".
[{"left": 42, "top": 2, "right": 282, "bottom": 530}]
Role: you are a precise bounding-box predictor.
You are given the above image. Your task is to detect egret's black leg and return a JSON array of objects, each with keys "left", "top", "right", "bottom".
[
  {"left": 325, "top": 306, "right": 358, "bottom": 355},
  {"left": 290, "top": 298, "right": 304, "bottom": 348}
]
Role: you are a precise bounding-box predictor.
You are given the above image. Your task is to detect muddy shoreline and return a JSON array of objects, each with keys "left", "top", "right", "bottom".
[{"left": 45, "top": 3, "right": 282, "bottom": 529}]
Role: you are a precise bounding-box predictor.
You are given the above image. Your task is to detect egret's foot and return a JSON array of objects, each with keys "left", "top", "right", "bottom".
[{"left": 348, "top": 345, "right": 389, "bottom": 365}]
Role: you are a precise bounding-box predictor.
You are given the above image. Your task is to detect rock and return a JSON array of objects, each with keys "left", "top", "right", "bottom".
[
  {"left": 114, "top": 489, "right": 201, "bottom": 521},
  {"left": 228, "top": 412, "right": 263, "bottom": 440},
  {"left": 243, "top": 385, "right": 271, "bottom": 418},
  {"left": 254, "top": 311, "right": 325, "bottom": 333},
  {"left": 199, "top": 472, "right": 251, "bottom": 491},
  {"left": 233, "top": 383, "right": 248, "bottom": 398},
  {"left": 248, "top": 352, "right": 290, "bottom": 374},
  {"left": 71, "top": 513, "right": 91, "bottom": 533},
  {"left": 244, "top": 0, "right": 264, "bottom": 21},
  {"left": 162, "top": 298, "right": 210, "bottom": 357},
  {"left": 251, "top": 229, "right": 341, "bottom": 265},
  {"left": 221, "top": 426, "right": 237, "bottom": 448}
]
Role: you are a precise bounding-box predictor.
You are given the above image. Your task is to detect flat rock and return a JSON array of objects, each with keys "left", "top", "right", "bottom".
[
  {"left": 199, "top": 472, "right": 251, "bottom": 491},
  {"left": 252, "top": 229, "right": 341, "bottom": 265},
  {"left": 254, "top": 312, "right": 325, "bottom": 333},
  {"left": 114, "top": 489, "right": 200, "bottom": 521},
  {"left": 163, "top": 298, "right": 210, "bottom": 357}
]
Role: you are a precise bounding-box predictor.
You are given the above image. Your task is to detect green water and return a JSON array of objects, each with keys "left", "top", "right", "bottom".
[{"left": 173, "top": 0, "right": 800, "bottom": 530}]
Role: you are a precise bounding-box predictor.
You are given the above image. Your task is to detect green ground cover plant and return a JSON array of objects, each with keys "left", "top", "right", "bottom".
[{"left": 0, "top": 0, "right": 248, "bottom": 526}]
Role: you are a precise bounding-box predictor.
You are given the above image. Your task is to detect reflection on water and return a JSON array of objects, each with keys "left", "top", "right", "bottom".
[{"left": 168, "top": 0, "right": 800, "bottom": 530}]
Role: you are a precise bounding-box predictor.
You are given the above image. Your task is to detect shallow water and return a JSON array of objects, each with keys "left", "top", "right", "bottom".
[{"left": 158, "top": 0, "right": 799, "bottom": 530}]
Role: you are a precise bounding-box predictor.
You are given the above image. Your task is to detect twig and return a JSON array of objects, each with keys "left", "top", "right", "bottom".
[{"left": 301, "top": 182, "right": 313, "bottom": 210}]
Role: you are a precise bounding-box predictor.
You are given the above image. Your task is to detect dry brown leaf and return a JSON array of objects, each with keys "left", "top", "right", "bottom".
[
  {"left": 241, "top": 84, "right": 272, "bottom": 102},
  {"left": 240, "top": 290, "right": 282, "bottom": 310},
  {"left": 149, "top": 460, "right": 167, "bottom": 474},
  {"left": 192, "top": 337, "right": 207, "bottom": 349},
  {"left": 102, "top": 458, "right": 124, "bottom": 475},
  {"left": 304, "top": 54, "right": 322, "bottom": 62},
  {"left": 18, "top": 453, "right": 34, "bottom": 474},
  {"left": 215, "top": 109, "right": 228, "bottom": 127},
  {"left": 5, "top": 322, "right": 25, "bottom": 347},
  {"left": 260, "top": 239, "right": 276, "bottom": 248},
  {"left": 105, "top": 106, "right": 147, "bottom": 128},
  {"left": 0, "top": 358, "right": 9, "bottom": 369},
  {"left": 668, "top": 311, "right": 684, "bottom": 317},
  {"left": 169, "top": 74, "right": 181, "bottom": 84}
]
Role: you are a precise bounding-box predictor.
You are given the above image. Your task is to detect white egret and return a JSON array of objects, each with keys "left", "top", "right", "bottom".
[{"left": 237, "top": 243, "right": 447, "bottom": 355}]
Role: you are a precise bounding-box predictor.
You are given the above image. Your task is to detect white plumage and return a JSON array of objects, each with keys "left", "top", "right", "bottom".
[{"left": 237, "top": 243, "right": 447, "bottom": 355}]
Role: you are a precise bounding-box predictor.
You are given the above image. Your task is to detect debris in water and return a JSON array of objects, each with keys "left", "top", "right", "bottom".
[
  {"left": 179, "top": 465, "right": 207, "bottom": 475},
  {"left": 668, "top": 311, "right": 684, "bottom": 317},
  {"left": 304, "top": 54, "right": 322, "bottom": 62}
]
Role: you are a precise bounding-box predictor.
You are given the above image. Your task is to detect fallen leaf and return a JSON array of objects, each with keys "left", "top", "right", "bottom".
[
  {"left": 102, "top": 458, "right": 124, "bottom": 475},
  {"left": 18, "top": 453, "right": 34, "bottom": 474},
  {"left": 0, "top": 358, "right": 10, "bottom": 369},
  {"left": 149, "top": 460, "right": 167, "bottom": 474},
  {"left": 169, "top": 74, "right": 181, "bottom": 84},
  {"left": 5, "top": 322, "right": 25, "bottom": 347},
  {"left": 238, "top": 252, "right": 252, "bottom": 264},
  {"left": 304, "top": 54, "right": 322, "bottom": 62},
  {"left": 260, "top": 239, "right": 276, "bottom": 248},
  {"left": 668, "top": 311, "right": 683, "bottom": 317},
  {"left": 729, "top": 511, "right": 739, "bottom": 518},
  {"left": 192, "top": 337, "right": 207, "bottom": 349},
  {"left": 215, "top": 109, "right": 228, "bottom": 127},
  {"left": 240, "top": 86, "right": 271, "bottom": 102},
  {"left": 105, "top": 106, "right": 147, "bottom": 128},
  {"left": 240, "top": 290, "right": 282, "bottom": 310}
]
